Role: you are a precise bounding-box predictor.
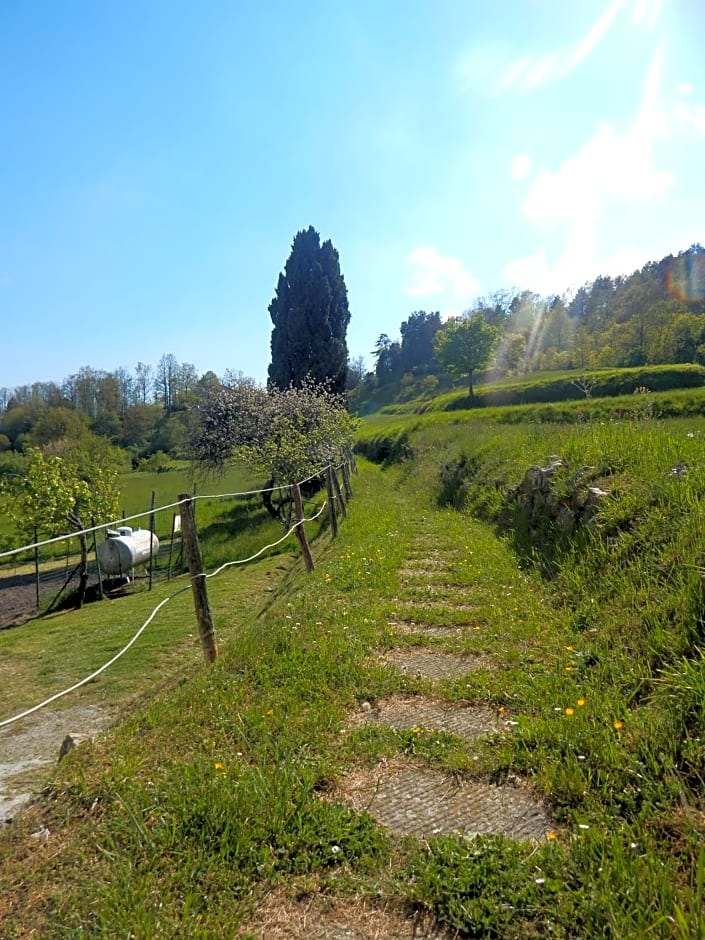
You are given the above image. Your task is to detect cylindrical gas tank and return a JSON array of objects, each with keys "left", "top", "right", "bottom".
[{"left": 97, "top": 527, "right": 159, "bottom": 576}]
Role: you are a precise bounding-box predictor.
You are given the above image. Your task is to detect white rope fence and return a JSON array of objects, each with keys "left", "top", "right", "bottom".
[
  {"left": 0, "top": 462, "right": 338, "bottom": 561},
  {"left": 0, "top": 500, "right": 328, "bottom": 729}
]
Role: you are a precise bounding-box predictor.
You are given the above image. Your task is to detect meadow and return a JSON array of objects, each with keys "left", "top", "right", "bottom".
[{"left": 1, "top": 405, "right": 705, "bottom": 937}]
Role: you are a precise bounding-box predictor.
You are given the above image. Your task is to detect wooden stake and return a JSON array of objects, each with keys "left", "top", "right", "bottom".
[
  {"left": 332, "top": 467, "right": 347, "bottom": 517},
  {"left": 341, "top": 460, "right": 353, "bottom": 501},
  {"left": 34, "top": 526, "right": 40, "bottom": 610},
  {"left": 148, "top": 490, "right": 156, "bottom": 592},
  {"left": 291, "top": 483, "right": 315, "bottom": 572},
  {"left": 178, "top": 493, "right": 217, "bottom": 663},
  {"left": 325, "top": 466, "right": 338, "bottom": 539}
]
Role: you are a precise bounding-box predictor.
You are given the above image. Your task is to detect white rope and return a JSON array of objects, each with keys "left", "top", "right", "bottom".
[
  {"left": 0, "top": 501, "right": 328, "bottom": 729},
  {"left": 0, "top": 589, "right": 188, "bottom": 729},
  {"left": 0, "top": 463, "right": 335, "bottom": 561}
]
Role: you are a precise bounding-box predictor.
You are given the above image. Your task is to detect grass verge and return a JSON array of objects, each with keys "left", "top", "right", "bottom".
[{"left": 1, "top": 434, "right": 705, "bottom": 937}]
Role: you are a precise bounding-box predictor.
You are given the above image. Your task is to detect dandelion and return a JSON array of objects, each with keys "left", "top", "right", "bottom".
[
  {"left": 266, "top": 708, "right": 274, "bottom": 716},
  {"left": 565, "top": 666, "right": 573, "bottom": 672},
  {"left": 566, "top": 645, "right": 575, "bottom": 651},
  {"left": 497, "top": 706, "right": 505, "bottom": 714},
  {"left": 547, "top": 831, "right": 558, "bottom": 841},
  {"left": 577, "top": 698, "right": 585, "bottom": 707},
  {"left": 565, "top": 707, "right": 575, "bottom": 716},
  {"left": 411, "top": 726, "right": 422, "bottom": 735},
  {"left": 613, "top": 720, "right": 624, "bottom": 731},
  {"left": 214, "top": 761, "right": 224, "bottom": 770}
]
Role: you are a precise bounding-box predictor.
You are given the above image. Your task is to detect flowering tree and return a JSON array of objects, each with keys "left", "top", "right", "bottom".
[{"left": 189, "top": 377, "right": 357, "bottom": 523}]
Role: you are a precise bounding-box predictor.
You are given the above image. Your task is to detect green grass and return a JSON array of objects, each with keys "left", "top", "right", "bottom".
[{"left": 2, "top": 412, "right": 705, "bottom": 937}]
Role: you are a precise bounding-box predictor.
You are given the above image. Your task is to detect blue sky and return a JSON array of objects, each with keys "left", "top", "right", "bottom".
[{"left": 2, "top": 0, "right": 704, "bottom": 389}]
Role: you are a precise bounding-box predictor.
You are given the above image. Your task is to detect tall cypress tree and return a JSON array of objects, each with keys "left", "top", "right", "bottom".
[{"left": 268, "top": 226, "right": 350, "bottom": 394}]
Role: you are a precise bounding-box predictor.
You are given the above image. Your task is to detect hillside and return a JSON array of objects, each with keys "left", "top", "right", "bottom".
[{"left": 2, "top": 402, "right": 705, "bottom": 937}]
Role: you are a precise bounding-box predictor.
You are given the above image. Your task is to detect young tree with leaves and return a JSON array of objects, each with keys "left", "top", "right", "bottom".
[
  {"left": 268, "top": 226, "right": 351, "bottom": 394},
  {"left": 434, "top": 313, "right": 501, "bottom": 400},
  {"left": 2, "top": 439, "right": 121, "bottom": 608}
]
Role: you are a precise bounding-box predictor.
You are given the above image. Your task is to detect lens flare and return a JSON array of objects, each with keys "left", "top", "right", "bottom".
[{"left": 666, "top": 250, "right": 705, "bottom": 303}]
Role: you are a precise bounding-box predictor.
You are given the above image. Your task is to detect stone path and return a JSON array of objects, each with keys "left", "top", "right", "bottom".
[{"left": 334, "top": 537, "right": 554, "bottom": 848}]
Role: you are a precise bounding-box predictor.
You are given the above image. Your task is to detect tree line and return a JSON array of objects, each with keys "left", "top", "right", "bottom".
[
  {"left": 358, "top": 243, "right": 705, "bottom": 405},
  {"left": 0, "top": 355, "right": 232, "bottom": 465}
]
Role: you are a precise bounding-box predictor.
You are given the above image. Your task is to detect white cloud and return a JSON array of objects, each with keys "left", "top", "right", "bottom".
[
  {"left": 511, "top": 153, "right": 533, "bottom": 181},
  {"left": 675, "top": 102, "right": 705, "bottom": 135},
  {"left": 505, "top": 48, "right": 687, "bottom": 294},
  {"left": 405, "top": 247, "right": 479, "bottom": 300}
]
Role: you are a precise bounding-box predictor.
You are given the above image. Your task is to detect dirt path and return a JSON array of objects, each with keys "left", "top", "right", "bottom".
[{"left": 0, "top": 704, "right": 114, "bottom": 822}]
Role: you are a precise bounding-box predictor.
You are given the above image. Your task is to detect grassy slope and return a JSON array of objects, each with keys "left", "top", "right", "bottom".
[{"left": 1, "top": 418, "right": 705, "bottom": 937}]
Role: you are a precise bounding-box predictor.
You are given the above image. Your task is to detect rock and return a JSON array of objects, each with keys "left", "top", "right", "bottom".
[
  {"left": 29, "top": 826, "right": 50, "bottom": 841},
  {"left": 58, "top": 733, "right": 91, "bottom": 761}
]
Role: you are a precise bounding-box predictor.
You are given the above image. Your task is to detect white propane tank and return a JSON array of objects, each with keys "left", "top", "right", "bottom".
[{"left": 98, "top": 528, "right": 159, "bottom": 576}]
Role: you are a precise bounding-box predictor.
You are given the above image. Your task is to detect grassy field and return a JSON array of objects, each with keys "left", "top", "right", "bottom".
[{"left": 2, "top": 411, "right": 705, "bottom": 937}]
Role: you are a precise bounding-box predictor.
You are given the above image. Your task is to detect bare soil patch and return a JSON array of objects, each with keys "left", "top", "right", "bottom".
[
  {"left": 239, "top": 888, "right": 457, "bottom": 939},
  {"left": 0, "top": 704, "right": 114, "bottom": 821}
]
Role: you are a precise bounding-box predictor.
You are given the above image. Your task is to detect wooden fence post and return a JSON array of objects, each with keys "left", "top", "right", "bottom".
[
  {"left": 325, "top": 465, "right": 338, "bottom": 539},
  {"left": 332, "top": 466, "right": 347, "bottom": 518},
  {"left": 291, "top": 483, "right": 315, "bottom": 572},
  {"left": 148, "top": 490, "right": 156, "bottom": 592},
  {"left": 341, "top": 460, "right": 353, "bottom": 501},
  {"left": 34, "top": 526, "right": 40, "bottom": 611},
  {"left": 179, "top": 493, "right": 217, "bottom": 664}
]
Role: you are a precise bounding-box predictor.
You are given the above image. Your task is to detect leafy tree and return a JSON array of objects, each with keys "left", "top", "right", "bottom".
[
  {"left": 268, "top": 226, "right": 350, "bottom": 394},
  {"left": 372, "top": 333, "right": 402, "bottom": 384},
  {"left": 30, "top": 407, "right": 88, "bottom": 446},
  {"left": 400, "top": 311, "right": 442, "bottom": 374},
  {"left": 346, "top": 355, "right": 367, "bottom": 390},
  {"left": 119, "top": 403, "right": 162, "bottom": 451},
  {"left": 434, "top": 314, "right": 501, "bottom": 399},
  {"left": 134, "top": 362, "right": 154, "bottom": 405},
  {"left": 154, "top": 353, "right": 179, "bottom": 412},
  {"left": 3, "top": 438, "right": 121, "bottom": 607},
  {"left": 190, "top": 377, "right": 357, "bottom": 523}
]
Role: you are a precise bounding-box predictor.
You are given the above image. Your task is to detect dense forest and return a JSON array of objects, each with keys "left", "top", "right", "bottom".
[
  {"left": 354, "top": 243, "right": 705, "bottom": 398},
  {"left": 2, "top": 244, "right": 704, "bottom": 464}
]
